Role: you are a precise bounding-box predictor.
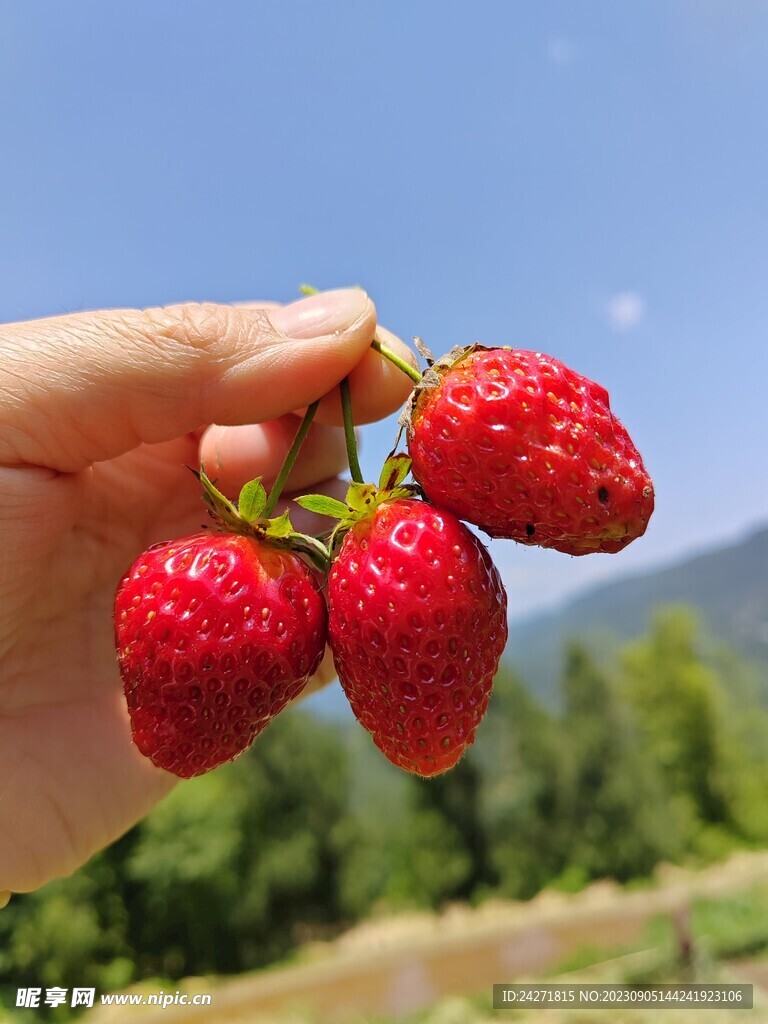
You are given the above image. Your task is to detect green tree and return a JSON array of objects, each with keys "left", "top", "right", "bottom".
[
  {"left": 125, "top": 709, "right": 350, "bottom": 974},
  {"left": 561, "top": 641, "right": 683, "bottom": 881},
  {"left": 622, "top": 608, "right": 730, "bottom": 832},
  {"left": 125, "top": 768, "right": 249, "bottom": 976},
  {"left": 410, "top": 756, "right": 496, "bottom": 900},
  {"left": 334, "top": 732, "right": 480, "bottom": 914},
  {"left": 231, "top": 709, "right": 349, "bottom": 963},
  {"left": 478, "top": 670, "right": 571, "bottom": 898},
  {"left": 332, "top": 727, "right": 412, "bottom": 918},
  {"left": 0, "top": 847, "right": 133, "bottom": 1005}
]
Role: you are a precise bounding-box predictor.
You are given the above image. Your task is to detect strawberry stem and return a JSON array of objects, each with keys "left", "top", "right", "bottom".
[
  {"left": 339, "top": 377, "right": 364, "bottom": 484},
  {"left": 371, "top": 336, "right": 422, "bottom": 383},
  {"left": 263, "top": 401, "right": 319, "bottom": 517}
]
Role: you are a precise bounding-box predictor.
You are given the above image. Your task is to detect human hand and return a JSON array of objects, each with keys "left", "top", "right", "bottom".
[{"left": 0, "top": 288, "right": 416, "bottom": 896}]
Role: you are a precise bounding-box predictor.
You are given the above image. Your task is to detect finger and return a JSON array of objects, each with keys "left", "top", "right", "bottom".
[
  {"left": 0, "top": 289, "right": 376, "bottom": 472},
  {"left": 311, "top": 326, "right": 420, "bottom": 425},
  {"left": 199, "top": 417, "right": 347, "bottom": 495}
]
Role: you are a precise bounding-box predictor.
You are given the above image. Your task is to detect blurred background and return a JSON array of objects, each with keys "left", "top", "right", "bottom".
[{"left": 2, "top": 2, "right": 768, "bottom": 1021}]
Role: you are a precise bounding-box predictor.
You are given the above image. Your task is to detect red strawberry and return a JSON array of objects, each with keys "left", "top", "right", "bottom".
[
  {"left": 115, "top": 476, "right": 328, "bottom": 778},
  {"left": 407, "top": 346, "right": 654, "bottom": 555},
  {"left": 326, "top": 495, "right": 508, "bottom": 777}
]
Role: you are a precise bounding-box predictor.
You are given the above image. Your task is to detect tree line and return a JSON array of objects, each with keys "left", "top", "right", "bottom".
[{"left": 3, "top": 605, "right": 768, "bottom": 1009}]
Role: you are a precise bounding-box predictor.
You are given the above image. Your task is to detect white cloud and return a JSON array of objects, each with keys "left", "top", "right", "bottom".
[
  {"left": 605, "top": 291, "right": 646, "bottom": 332},
  {"left": 547, "top": 37, "right": 575, "bottom": 65}
]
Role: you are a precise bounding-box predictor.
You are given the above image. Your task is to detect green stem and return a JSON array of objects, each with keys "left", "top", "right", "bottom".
[
  {"left": 263, "top": 401, "right": 319, "bottom": 516},
  {"left": 371, "top": 335, "right": 422, "bottom": 383},
  {"left": 339, "top": 377, "right": 364, "bottom": 484}
]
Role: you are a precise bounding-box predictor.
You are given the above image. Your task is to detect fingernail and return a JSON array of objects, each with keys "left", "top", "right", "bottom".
[
  {"left": 270, "top": 288, "right": 369, "bottom": 340},
  {"left": 0, "top": 891, "right": 11, "bottom": 909}
]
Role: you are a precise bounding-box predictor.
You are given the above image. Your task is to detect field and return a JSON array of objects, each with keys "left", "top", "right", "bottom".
[{"left": 85, "top": 851, "right": 768, "bottom": 1024}]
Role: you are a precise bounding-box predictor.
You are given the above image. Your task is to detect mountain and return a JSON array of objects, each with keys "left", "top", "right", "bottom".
[{"left": 506, "top": 523, "right": 768, "bottom": 705}]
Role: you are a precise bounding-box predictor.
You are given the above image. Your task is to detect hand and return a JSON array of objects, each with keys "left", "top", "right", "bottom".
[{"left": 0, "top": 288, "right": 416, "bottom": 896}]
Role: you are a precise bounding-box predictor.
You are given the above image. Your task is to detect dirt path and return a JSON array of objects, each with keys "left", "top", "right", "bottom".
[{"left": 92, "top": 851, "right": 768, "bottom": 1023}]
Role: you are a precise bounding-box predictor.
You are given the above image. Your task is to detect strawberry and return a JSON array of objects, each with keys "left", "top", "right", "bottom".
[
  {"left": 115, "top": 473, "right": 328, "bottom": 778},
  {"left": 407, "top": 346, "right": 654, "bottom": 555},
  {"left": 301, "top": 460, "right": 508, "bottom": 777}
]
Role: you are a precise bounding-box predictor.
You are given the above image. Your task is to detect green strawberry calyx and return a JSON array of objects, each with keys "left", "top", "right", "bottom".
[
  {"left": 192, "top": 467, "right": 331, "bottom": 571},
  {"left": 295, "top": 453, "right": 420, "bottom": 557}
]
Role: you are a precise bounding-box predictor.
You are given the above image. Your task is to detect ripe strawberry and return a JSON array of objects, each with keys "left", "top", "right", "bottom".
[
  {"left": 115, "top": 475, "right": 328, "bottom": 778},
  {"left": 407, "top": 346, "right": 654, "bottom": 555},
  {"left": 324, "top": 489, "right": 508, "bottom": 777}
]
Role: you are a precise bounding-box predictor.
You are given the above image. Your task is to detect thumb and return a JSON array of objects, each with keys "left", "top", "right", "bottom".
[{"left": 0, "top": 288, "right": 374, "bottom": 472}]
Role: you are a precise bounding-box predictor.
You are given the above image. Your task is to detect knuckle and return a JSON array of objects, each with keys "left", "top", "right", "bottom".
[
  {"left": 132, "top": 303, "right": 276, "bottom": 374},
  {"left": 143, "top": 302, "right": 240, "bottom": 354},
  {"left": 134, "top": 304, "right": 274, "bottom": 423},
  {"left": 136, "top": 303, "right": 255, "bottom": 408}
]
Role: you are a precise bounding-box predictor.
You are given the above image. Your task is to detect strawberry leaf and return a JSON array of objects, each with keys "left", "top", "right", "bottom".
[
  {"left": 378, "top": 453, "right": 412, "bottom": 491},
  {"left": 238, "top": 478, "right": 267, "bottom": 522},
  {"left": 264, "top": 510, "right": 294, "bottom": 538},
  {"left": 346, "top": 482, "right": 378, "bottom": 513},
  {"left": 194, "top": 467, "right": 239, "bottom": 519},
  {"left": 295, "top": 494, "right": 350, "bottom": 520}
]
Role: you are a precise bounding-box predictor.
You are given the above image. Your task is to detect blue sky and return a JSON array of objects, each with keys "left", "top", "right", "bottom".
[{"left": 2, "top": 1, "right": 767, "bottom": 618}]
